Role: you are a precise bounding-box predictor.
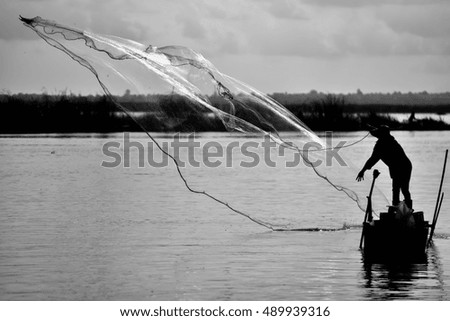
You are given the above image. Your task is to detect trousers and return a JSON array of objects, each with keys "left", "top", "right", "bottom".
[{"left": 392, "top": 170, "right": 412, "bottom": 206}]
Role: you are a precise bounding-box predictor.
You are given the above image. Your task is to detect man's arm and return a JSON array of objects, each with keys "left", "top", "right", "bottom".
[
  {"left": 356, "top": 143, "right": 381, "bottom": 181},
  {"left": 362, "top": 151, "right": 380, "bottom": 171}
]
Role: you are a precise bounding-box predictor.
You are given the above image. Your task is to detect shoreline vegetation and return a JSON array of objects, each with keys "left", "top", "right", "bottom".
[{"left": 1, "top": 91, "right": 450, "bottom": 133}]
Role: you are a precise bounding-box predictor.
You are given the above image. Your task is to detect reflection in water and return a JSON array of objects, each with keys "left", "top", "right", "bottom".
[
  {"left": 361, "top": 245, "right": 446, "bottom": 300},
  {"left": 1, "top": 132, "right": 449, "bottom": 300}
]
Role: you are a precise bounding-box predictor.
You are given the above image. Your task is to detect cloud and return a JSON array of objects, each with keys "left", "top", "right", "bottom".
[
  {"left": 0, "top": 1, "right": 45, "bottom": 41},
  {"left": 179, "top": 16, "right": 207, "bottom": 40},
  {"left": 1, "top": 0, "right": 161, "bottom": 42},
  {"left": 265, "top": 0, "right": 309, "bottom": 20},
  {"left": 3, "top": 0, "right": 450, "bottom": 60},
  {"left": 302, "top": 0, "right": 447, "bottom": 8},
  {"left": 378, "top": 4, "right": 450, "bottom": 39},
  {"left": 283, "top": 1, "right": 450, "bottom": 57}
]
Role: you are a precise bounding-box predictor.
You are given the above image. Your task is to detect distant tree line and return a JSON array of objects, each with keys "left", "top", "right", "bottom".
[
  {"left": 270, "top": 90, "right": 450, "bottom": 113},
  {"left": 0, "top": 93, "right": 225, "bottom": 133},
  {"left": 0, "top": 91, "right": 449, "bottom": 133}
]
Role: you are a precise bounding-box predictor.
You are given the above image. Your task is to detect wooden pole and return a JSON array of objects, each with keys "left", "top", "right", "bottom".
[
  {"left": 429, "top": 192, "right": 444, "bottom": 245},
  {"left": 437, "top": 192, "right": 444, "bottom": 224},
  {"left": 428, "top": 149, "right": 448, "bottom": 246},
  {"left": 360, "top": 169, "right": 380, "bottom": 249},
  {"left": 433, "top": 150, "right": 448, "bottom": 222}
]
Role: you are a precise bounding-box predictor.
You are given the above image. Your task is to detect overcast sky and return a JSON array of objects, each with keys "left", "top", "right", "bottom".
[{"left": 1, "top": 0, "right": 450, "bottom": 94}]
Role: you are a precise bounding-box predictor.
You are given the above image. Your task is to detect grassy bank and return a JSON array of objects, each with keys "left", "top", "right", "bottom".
[{"left": 1, "top": 92, "right": 449, "bottom": 133}]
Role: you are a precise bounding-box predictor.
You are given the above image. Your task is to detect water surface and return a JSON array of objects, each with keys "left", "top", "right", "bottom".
[{"left": 0, "top": 131, "right": 449, "bottom": 300}]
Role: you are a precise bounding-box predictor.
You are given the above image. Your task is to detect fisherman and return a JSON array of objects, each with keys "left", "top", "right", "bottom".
[{"left": 356, "top": 125, "right": 413, "bottom": 209}]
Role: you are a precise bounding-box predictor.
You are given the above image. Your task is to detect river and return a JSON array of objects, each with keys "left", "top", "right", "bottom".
[{"left": 0, "top": 131, "right": 449, "bottom": 300}]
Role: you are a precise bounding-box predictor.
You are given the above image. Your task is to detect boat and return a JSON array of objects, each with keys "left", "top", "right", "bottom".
[
  {"left": 361, "top": 204, "right": 430, "bottom": 262},
  {"left": 360, "top": 149, "right": 447, "bottom": 262}
]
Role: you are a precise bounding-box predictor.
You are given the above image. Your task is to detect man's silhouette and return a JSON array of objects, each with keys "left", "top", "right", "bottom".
[{"left": 356, "top": 125, "right": 413, "bottom": 209}]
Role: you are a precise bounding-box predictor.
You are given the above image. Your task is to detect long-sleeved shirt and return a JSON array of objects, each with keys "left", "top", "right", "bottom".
[{"left": 362, "top": 135, "right": 412, "bottom": 179}]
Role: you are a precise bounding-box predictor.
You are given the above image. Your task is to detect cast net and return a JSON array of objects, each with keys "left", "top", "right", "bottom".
[{"left": 21, "top": 16, "right": 389, "bottom": 230}]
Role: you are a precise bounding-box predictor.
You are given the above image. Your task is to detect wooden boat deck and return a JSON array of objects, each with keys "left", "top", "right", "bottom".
[{"left": 362, "top": 211, "right": 429, "bottom": 262}]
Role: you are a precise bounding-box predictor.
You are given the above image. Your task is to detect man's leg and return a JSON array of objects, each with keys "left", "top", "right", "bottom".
[
  {"left": 392, "top": 178, "right": 400, "bottom": 206},
  {"left": 401, "top": 172, "right": 412, "bottom": 209}
]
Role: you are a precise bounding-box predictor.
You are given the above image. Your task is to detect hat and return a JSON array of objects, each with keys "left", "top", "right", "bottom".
[{"left": 370, "top": 125, "right": 390, "bottom": 138}]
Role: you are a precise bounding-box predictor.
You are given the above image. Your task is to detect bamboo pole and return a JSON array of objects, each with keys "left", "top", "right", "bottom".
[
  {"left": 428, "top": 149, "right": 448, "bottom": 246},
  {"left": 429, "top": 192, "right": 444, "bottom": 245},
  {"left": 360, "top": 169, "right": 380, "bottom": 249}
]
